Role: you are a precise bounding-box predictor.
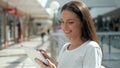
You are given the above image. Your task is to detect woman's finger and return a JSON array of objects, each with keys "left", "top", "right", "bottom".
[
  {"left": 47, "top": 59, "right": 56, "bottom": 68},
  {"left": 37, "top": 49, "right": 53, "bottom": 61},
  {"left": 37, "top": 49, "right": 47, "bottom": 58},
  {"left": 35, "top": 58, "right": 47, "bottom": 68}
]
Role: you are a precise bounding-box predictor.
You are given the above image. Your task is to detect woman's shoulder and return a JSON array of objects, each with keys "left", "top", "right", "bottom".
[
  {"left": 80, "top": 40, "right": 101, "bottom": 53},
  {"left": 87, "top": 40, "right": 100, "bottom": 48},
  {"left": 86, "top": 40, "right": 102, "bottom": 57}
]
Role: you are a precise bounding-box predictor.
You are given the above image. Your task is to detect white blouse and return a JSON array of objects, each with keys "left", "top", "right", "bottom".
[{"left": 57, "top": 40, "right": 102, "bottom": 68}]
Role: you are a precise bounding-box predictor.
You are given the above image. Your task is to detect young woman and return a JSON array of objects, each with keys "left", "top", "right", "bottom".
[{"left": 35, "top": 1, "right": 103, "bottom": 68}]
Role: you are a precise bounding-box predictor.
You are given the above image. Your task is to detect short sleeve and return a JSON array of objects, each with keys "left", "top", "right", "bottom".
[{"left": 83, "top": 47, "right": 102, "bottom": 68}]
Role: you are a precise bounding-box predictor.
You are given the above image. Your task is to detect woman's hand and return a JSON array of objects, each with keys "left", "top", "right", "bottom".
[
  {"left": 35, "top": 58, "right": 56, "bottom": 68},
  {"left": 35, "top": 49, "right": 56, "bottom": 68}
]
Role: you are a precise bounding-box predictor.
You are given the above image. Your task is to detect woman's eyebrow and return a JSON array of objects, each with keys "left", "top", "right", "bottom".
[
  {"left": 66, "top": 19, "right": 74, "bottom": 22},
  {"left": 60, "top": 18, "right": 74, "bottom": 23}
]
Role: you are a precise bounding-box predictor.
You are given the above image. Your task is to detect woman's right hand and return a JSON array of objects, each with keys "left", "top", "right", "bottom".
[
  {"left": 37, "top": 49, "right": 53, "bottom": 62},
  {"left": 35, "top": 58, "right": 56, "bottom": 68},
  {"left": 35, "top": 49, "right": 56, "bottom": 68}
]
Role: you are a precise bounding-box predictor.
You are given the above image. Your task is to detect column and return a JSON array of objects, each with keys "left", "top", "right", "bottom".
[
  {"left": 13, "top": 16, "right": 17, "bottom": 43},
  {"left": 3, "top": 12, "right": 9, "bottom": 48}
]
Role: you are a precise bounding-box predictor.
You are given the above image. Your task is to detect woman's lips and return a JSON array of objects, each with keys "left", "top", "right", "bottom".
[{"left": 64, "top": 30, "right": 72, "bottom": 34}]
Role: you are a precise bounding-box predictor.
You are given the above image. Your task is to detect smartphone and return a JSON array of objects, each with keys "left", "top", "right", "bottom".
[{"left": 21, "top": 46, "right": 48, "bottom": 67}]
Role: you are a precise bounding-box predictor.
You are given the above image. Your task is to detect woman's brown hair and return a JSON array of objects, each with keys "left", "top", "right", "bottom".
[{"left": 61, "top": 1, "right": 100, "bottom": 46}]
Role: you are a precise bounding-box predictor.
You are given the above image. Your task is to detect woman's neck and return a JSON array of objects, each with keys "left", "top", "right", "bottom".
[{"left": 68, "top": 38, "right": 86, "bottom": 50}]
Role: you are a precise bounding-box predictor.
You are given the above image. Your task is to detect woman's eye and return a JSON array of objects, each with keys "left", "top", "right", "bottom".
[{"left": 68, "top": 21, "right": 74, "bottom": 24}]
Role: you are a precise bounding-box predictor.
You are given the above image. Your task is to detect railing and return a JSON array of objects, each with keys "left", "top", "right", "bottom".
[
  {"left": 98, "top": 32, "right": 120, "bottom": 52},
  {"left": 50, "top": 32, "right": 120, "bottom": 60},
  {"left": 97, "top": 32, "right": 120, "bottom": 60}
]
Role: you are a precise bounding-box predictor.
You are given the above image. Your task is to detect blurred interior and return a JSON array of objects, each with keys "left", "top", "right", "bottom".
[{"left": 0, "top": 0, "right": 120, "bottom": 68}]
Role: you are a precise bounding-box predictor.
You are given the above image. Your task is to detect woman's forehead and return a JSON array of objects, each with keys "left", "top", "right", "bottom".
[{"left": 61, "top": 10, "right": 78, "bottom": 19}]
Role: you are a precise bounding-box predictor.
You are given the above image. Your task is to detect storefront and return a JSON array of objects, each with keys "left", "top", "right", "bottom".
[
  {"left": 0, "top": 0, "right": 32, "bottom": 49},
  {"left": 8, "top": 15, "right": 14, "bottom": 42},
  {"left": 3, "top": 7, "right": 22, "bottom": 48},
  {"left": 0, "top": 6, "right": 19, "bottom": 48}
]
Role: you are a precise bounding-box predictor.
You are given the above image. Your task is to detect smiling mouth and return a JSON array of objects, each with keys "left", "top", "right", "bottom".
[{"left": 64, "top": 30, "right": 72, "bottom": 34}]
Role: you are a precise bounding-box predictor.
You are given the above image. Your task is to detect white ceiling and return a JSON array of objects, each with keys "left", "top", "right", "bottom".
[
  {"left": 2, "top": 0, "right": 50, "bottom": 19},
  {"left": 46, "top": 0, "right": 120, "bottom": 18},
  {"left": 46, "top": 0, "right": 120, "bottom": 12},
  {"left": 1, "top": 0, "right": 120, "bottom": 19},
  {"left": 46, "top": 0, "right": 120, "bottom": 8}
]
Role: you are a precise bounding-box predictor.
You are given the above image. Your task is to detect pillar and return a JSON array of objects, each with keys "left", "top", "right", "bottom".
[
  {"left": 13, "top": 16, "right": 17, "bottom": 43},
  {"left": 3, "top": 13, "right": 9, "bottom": 48}
]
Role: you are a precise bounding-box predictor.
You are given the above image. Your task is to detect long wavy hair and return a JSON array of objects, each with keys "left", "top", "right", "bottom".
[{"left": 61, "top": 1, "right": 100, "bottom": 46}]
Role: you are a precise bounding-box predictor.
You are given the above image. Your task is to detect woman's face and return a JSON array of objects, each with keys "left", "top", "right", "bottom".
[{"left": 61, "top": 10, "right": 82, "bottom": 40}]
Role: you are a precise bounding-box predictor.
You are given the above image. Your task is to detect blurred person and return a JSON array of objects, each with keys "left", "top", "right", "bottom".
[
  {"left": 35, "top": 1, "right": 103, "bottom": 68},
  {"left": 40, "top": 28, "right": 46, "bottom": 43},
  {"left": 47, "top": 29, "right": 50, "bottom": 35}
]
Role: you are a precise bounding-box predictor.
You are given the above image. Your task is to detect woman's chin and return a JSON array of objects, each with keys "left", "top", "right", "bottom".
[
  {"left": 65, "top": 34, "right": 72, "bottom": 39},
  {"left": 66, "top": 36, "right": 71, "bottom": 40}
]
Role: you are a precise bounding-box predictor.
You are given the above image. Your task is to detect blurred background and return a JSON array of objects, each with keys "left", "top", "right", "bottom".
[{"left": 0, "top": 0, "right": 120, "bottom": 68}]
